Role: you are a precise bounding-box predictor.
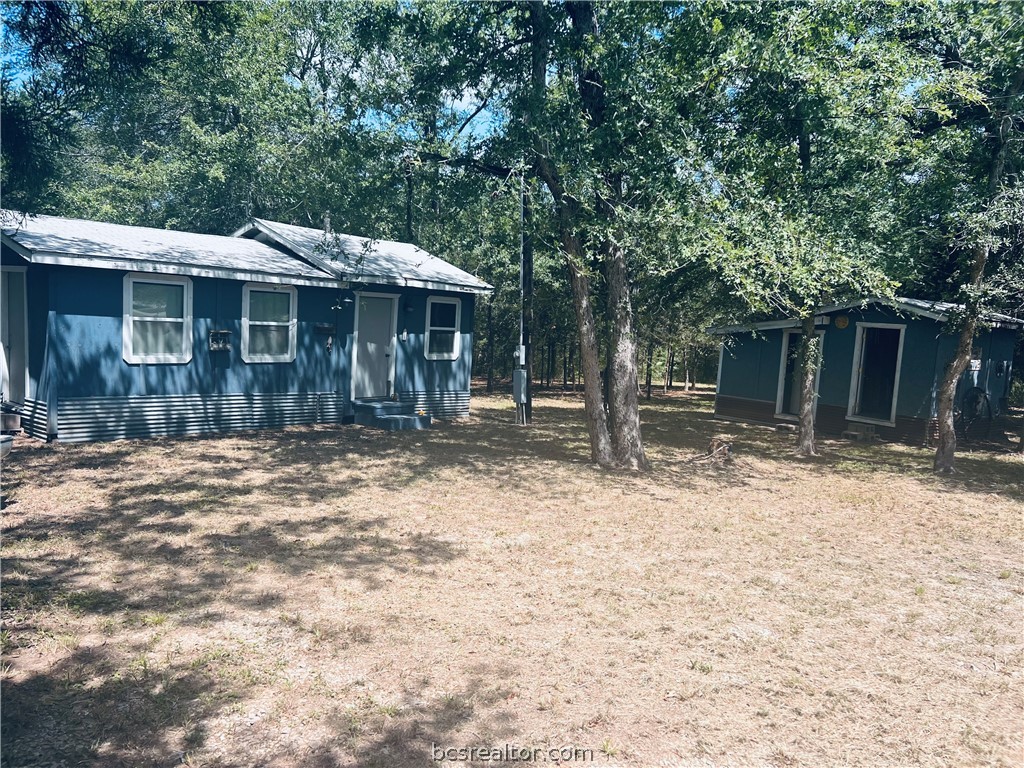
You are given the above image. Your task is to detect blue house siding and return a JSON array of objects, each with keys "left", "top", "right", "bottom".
[
  {"left": 47, "top": 267, "right": 347, "bottom": 399},
  {"left": 824, "top": 306, "right": 939, "bottom": 420},
  {"left": 714, "top": 302, "right": 1019, "bottom": 444},
  {"left": 960, "top": 328, "right": 1016, "bottom": 413},
  {"left": 42, "top": 266, "right": 353, "bottom": 441},
  {"left": 20, "top": 262, "right": 54, "bottom": 438},
  {"left": 4, "top": 212, "right": 490, "bottom": 442},
  {"left": 27, "top": 265, "right": 476, "bottom": 441},
  {"left": 391, "top": 290, "right": 474, "bottom": 417},
  {"left": 714, "top": 331, "right": 783, "bottom": 424}
]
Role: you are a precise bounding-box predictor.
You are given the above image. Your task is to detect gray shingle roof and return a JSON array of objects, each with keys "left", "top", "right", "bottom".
[
  {"left": 1, "top": 211, "right": 336, "bottom": 286},
  {"left": 236, "top": 218, "right": 492, "bottom": 294}
]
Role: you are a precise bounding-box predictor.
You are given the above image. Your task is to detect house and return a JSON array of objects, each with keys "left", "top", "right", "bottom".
[
  {"left": 0, "top": 211, "right": 491, "bottom": 442},
  {"left": 711, "top": 299, "right": 1020, "bottom": 444}
]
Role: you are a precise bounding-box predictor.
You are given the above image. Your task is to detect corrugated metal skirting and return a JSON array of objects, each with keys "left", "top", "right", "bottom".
[
  {"left": 317, "top": 393, "right": 347, "bottom": 424},
  {"left": 397, "top": 390, "right": 470, "bottom": 419},
  {"left": 56, "top": 392, "right": 347, "bottom": 443},
  {"left": 22, "top": 398, "right": 51, "bottom": 440}
]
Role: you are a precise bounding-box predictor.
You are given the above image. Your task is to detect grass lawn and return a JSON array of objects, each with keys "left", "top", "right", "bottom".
[{"left": 2, "top": 391, "right": 1022, "bottom": 767}]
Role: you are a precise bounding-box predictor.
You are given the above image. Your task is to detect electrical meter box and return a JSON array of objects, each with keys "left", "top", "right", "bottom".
[{"left": 512, "top": 369, "right": 528, "bottom": 404}]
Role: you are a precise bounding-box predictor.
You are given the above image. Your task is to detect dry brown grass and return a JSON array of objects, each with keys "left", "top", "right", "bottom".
[{"left": 2, "top": 391, "right": 1022, "bottom": 768}]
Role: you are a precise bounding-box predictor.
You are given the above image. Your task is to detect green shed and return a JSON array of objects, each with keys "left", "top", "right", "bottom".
[{"left": 711, "top": 299, "right": 1020, "bottom": 444}]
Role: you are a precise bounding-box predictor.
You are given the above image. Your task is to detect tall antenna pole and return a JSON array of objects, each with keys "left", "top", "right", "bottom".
[
  {"left": 513, "top": 162, "right": 532, "bottom": 425},
  {"left": 516, "top": 164, "right": 526, "bottom": 425},
  {"left": 519, "top": 164, "right": 525, "bottom": 368}
]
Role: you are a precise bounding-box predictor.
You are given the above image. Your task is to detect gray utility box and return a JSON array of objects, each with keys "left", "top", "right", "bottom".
[{"left": 512, "top": 369, "right": 529, "bottom": 404}]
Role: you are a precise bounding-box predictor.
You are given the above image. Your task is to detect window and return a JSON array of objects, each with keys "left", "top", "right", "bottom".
[
  {"left": 123, "top": 274, "right": 192, "bottom": 364},
  {"left": 242, "top": 283, "right": 297, "bottom": 363},
  {"left": 425, "top": 297, "right": 461, "bottom": 361}
]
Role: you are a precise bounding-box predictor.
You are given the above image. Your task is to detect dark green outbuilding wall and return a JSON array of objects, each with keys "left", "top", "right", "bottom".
[{"left": 714, "top": 303, "right": 1018, "bottom": 443}]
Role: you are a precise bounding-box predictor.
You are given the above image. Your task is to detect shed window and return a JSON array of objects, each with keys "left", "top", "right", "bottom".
[
  {"left": 425, "top": 297, "right": 461, "bottom": 361},
  {"left": 242, "top": 283, "right": 297, "bottom": 363},
  {"left": 123, "top": 274, "right": 193, "bottom": 364}
]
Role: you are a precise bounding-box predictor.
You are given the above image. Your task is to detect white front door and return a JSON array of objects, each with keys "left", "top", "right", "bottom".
[{"left": 352, "top": 294, "right": 397, "bottom": 399}]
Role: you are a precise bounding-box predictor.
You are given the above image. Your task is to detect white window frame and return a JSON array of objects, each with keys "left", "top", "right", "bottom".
[
  {"left": 241, "top": 282, "right": 298, "bottom": 364},
  {"left": 846, "top": 322, "right": 906, "bottom": 427},
  {"left": 122, "top": 273, "right": 193, "bottom": 364},
  {"left": 424, "top": 296, "right": 461, "bottom": 361},
  {"left": 774, "top": 329, "right": 825, "bottom": 421}
]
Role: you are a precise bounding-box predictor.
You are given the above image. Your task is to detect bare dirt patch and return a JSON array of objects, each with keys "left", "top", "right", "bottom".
[{"left": 2, "top": 392, "right": 1022, "bottom": 767}]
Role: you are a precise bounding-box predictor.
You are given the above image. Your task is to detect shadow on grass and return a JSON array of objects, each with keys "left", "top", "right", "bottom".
[
  {"left": 282, "top": 664, "right": 520, "bottom": 768},
  {"left": 1, "top": 431, "right": 469, "bottom": 767},
  {"left": 630, "top": 392, "right": 1023, "bottom": 501},
  {"left": 2, "top": 642, "right": 219, "bottom": 767},
  {"left": 2, "top": 390, "right": 1019, "bottom": 766}
]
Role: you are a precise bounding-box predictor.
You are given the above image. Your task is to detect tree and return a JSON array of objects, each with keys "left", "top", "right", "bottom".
[
  {"left": 7, "top": 0, "right": 1016, "bottom": 470},
  {"left": 882, "top": 2, "right": 1022, "bottom": 472},
  {"left": 689, "top": 2, "right": 913, "bottom": 455},
  {"left": 380, "top": 1, "right": 697, "bottom": 468}
]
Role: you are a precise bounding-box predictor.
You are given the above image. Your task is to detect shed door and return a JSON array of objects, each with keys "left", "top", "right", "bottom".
[
  {"left": 853, "top": 326, "right": 902, "bottom": 421},
  {"left": 779, "top": 331, "right": 803, "bottom": 416},
  {"left": 352, "top": 295, "right": 396, "bottom": 399}
]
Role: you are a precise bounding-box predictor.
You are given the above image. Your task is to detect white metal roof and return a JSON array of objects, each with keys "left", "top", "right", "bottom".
[
  {"left": 235, "top": 218, "right": 493, "bottom": 295},
  {"left": 889, "top": 297, "right": 1020, "bottom": 325},
  {"left": 709, "top": 297, "right": 1021, "bottom": 334},
  {"left": 1, "top": 211, "right": 340, "bottom": 287}
]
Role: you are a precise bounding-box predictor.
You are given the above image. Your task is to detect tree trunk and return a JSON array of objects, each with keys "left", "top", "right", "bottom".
[
  {"left": 569, "top": 341, "right": 576, "bottom": 391},
  {"left": 605, "top": 238, "right": 649, "bottom": 470},
  {"left": 795, "top": 314, "right": 820, "bottom": 457},
  {"left": 528, "top": 0, "right": 614, "bottom": 467},
  {"left": 644, "top": 340, "right": 654, "bottom": 400},
  {"left": 934, "top": 247, "right": 989, "bottom": 472},
  {"left": 602, "top": 321, "right": 611, "bottom": 413},
  {"left": 404, "top": 159, "right": 414, "bottom": 243},
  {"left": 486, "top": 297, "right": 494, "bottom": 394},
  {"left": 1018, "top": 412, "right": 1024, "bottom": 453},
  {"left": 933, "top": 317, "right": 977, "bottom": 472},
  {"left": 567, "top": 260, "right": 615, "bottom": 466},
  {"left": 663, "top": 345, "right": 671, "bottom": 394},
  {"left": 683, "top": 345, "right": 691, "bottom": 391},
  {"left": 538, "top": 338, "right": 545, "bottom": 390},
  {"left": 548, "top": 337, "right": 555, "bottom": 387},
  {"left": 934, "top": 79, "right": 1017, "bottom": 469}
]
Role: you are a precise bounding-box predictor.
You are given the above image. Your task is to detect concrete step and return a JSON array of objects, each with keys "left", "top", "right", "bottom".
[
  {"left": 352, "top": 398, "right": 415, "bottom": 416},
  {"left": 371, "top": 414, "right": 431, "bottom": 431}
]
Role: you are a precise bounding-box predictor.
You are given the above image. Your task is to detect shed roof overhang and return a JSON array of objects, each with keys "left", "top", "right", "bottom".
[{"left": 708, "top": 297, "right": 1022, "bottom": 335}]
